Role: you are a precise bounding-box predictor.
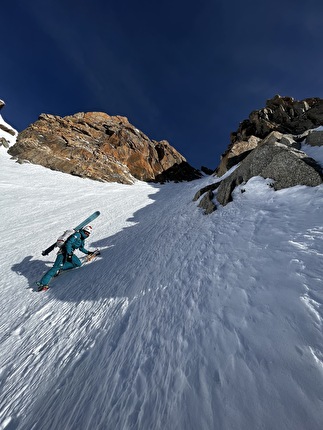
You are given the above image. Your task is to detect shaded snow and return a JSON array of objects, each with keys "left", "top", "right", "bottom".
[
  {"left": 302, "top": 143, "right": 323, "bottom": 167},
  {"left": 1, "top": 147, "right": 323, "bottom": 430}
]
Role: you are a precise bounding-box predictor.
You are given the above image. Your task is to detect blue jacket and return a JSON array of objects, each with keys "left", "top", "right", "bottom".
[{"left": 65, "top": 231, "right": 89, "bottom": 255}]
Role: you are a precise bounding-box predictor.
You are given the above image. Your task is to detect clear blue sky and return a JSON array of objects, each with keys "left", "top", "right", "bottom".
[{"left": 1, "top": 0, "right": 323, "bottom": 168}]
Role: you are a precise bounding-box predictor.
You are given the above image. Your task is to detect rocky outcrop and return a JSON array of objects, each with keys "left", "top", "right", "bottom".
[
  {"left": 195, "top": 96, "right": 323, "bottom": 214},
  {"left": 217, "top": 95, "right": 323, "bottom": 176},
  {"left": 193, "top": 183, "right": 221, "bottom": 214},
  {"left": 195, "top": 132, "right": 323, "bottom": 213},
  {"left": 8, "top": 112, "right": 201, "bottom": 184},
  {"left": 216, "top": 141, "right": 323, "bottom": 207}
]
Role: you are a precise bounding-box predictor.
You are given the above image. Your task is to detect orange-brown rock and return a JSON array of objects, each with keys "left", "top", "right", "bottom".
[
  {"left": 217, "top": 135, "right": 261, "bottom": 177},
  {"left": 9, "top": 112, "right": 201, "bottom": 184}
]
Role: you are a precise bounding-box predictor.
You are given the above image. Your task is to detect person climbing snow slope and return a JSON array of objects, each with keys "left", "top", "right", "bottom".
[{"left": 37, "top": 225, "right": 94, "bottom": 291}]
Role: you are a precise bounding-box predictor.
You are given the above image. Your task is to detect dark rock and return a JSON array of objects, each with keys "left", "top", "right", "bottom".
[
  {"left": 198, "top": 190, "right": 217, "bottom": 214},
  {"left": 216, "top": 142, "right": 323, "bottom": 206},
  {"left": 306, "top": 130, "right": 323, "bottom": 146},
  {"left": 201, "top": 166, "right": 214, "bottom": 175},
  {"left": 193, "top": 182, "right": 221, "bottom": 201},
  {"left": 154, "top": 161, "right": 201, "bottom": 183}
]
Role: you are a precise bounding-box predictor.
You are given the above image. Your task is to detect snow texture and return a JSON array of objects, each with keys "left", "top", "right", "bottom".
[{"left": 1, "top": 143, "right": 323, "bottom": 430}]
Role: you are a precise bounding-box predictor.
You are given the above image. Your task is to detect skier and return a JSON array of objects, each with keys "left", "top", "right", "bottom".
[{"left": 37, "top": 225, "right": 95, "bottom": 290}]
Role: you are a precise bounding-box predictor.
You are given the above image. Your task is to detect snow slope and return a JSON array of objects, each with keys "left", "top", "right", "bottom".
[
  {"left": 0, "top": 114, "right": 17, "bottom": 147},
  {"left": 1, "top": 145, "right": 323, "bottom": 430}
]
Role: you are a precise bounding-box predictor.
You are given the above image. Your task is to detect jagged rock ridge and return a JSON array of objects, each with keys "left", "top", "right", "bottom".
[
  {"left": 8, "top": 112, "right": 201, "bottom": 184},
  {"left": 195, "top": 95, "right": 323, "bottom": 214},
  {"left": 217, "top": 95, "right": 323, "bottom": 176}
]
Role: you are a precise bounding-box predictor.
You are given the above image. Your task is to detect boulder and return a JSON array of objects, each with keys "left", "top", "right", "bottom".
[
  {"left": 198, "top": 190, "right": 217, "bottom": 215},
  {"left": 216, "top": 142, "right": 323, "bottom": 206},
  {"left": 193, "top": 182, "right": 221, "bottom": 202},
  {"left": 306, "top": 130, "right": 323, "bottom": 146},
  {"left": 193, "top": 182, "right": 221, "bottom": 215}
]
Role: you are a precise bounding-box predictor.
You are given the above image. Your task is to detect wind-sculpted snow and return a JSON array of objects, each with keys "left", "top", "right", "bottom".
[{"left": 1, "top": 148, "right": 323, "bottom": 430}]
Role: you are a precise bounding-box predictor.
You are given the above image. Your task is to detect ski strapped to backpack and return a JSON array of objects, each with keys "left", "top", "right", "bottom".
[
  {"left": 41, "top": 211, "right": 100, "bottom": 256},
  {"left": 56, "top": 229, "right": 75, "bottom": 249}
]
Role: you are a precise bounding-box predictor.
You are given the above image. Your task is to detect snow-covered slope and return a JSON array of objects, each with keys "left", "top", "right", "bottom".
[
  {"left": 1, "top": 147, "right": 323, "bottom": 430},
  {"left": 0, "top": 114, "right": 17, "bottom": 148}
]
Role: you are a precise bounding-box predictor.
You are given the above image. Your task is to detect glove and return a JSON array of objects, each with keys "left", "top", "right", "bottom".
[{"left": 67, "top": 254, "right": 73, "bottom": 262}]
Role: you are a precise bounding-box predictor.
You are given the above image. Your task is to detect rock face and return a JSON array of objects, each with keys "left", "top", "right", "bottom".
[
  {"left": 8, "top": 112, "right": 201, "bottom": 184},
  {"left": 306, "top": 130, "right": 323, "bottom": 146},
  {"left": 195, "top": 95, "right": 323, "bottom": 214},
  {"left": 217, "top": 95, "right": 323, "bottom": 176},
  {"left": 216, "top": 141, "right": 323, "bottom": 206}
]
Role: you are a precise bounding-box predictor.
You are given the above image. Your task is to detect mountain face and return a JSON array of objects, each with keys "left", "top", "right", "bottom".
[
  {"left": 5, "top": 95, "right": 323, "bottom": 204},
  {"left": 8, "top": 111, "right": 201, "bottom": 184},
  {"left": 2, "top": 145, "right": 323, "bottom": 430},
  {"left": 196, "top": 95, "right": 323, "bottom": 214}
]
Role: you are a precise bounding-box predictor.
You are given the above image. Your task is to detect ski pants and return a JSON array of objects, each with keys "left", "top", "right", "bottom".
[{"left": 39, "top": 253, "right": 82, "bottom": 286}]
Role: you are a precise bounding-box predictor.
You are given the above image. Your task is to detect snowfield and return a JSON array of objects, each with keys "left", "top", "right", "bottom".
[{"left": 1, "top": 141, "right": 323, "bottom": 430}]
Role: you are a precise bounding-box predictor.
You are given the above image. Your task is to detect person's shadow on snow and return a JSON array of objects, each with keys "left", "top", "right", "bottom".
[{"left": 11, "top": 255, "right": 52, "bottom": 289}]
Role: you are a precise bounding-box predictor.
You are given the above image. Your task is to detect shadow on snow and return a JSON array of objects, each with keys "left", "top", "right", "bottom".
[{"left": 12, "top": 179, "right": 200, "bottom": 302}]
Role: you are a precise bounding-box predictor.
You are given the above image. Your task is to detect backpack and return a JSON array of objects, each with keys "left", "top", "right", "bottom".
[{"left": 56, "top": 229, "right": 75, "bottom": 248}]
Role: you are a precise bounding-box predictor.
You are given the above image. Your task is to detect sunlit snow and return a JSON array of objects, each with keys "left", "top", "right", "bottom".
[{"left": 1, "top": 138, "right": 323, "bottom": 429}]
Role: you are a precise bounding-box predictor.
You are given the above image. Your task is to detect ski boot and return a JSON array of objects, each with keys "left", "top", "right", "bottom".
[{"left": 36, "top": 282, "right": 49, "bottom": 292}]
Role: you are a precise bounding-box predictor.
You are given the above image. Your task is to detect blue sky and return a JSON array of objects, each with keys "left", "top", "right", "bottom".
[{"left": 1, "top": 0, "right": 323, "bottom": 168}]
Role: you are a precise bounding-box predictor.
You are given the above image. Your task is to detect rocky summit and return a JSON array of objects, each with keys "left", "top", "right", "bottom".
[
  {"left": 8, "top": 112, "right": 201, "bottom": 184},
  {"left": 195, "top": 95, "right": 323, "bottom": 214},
  {"left": 217, "top": 95, "right": 323, "bottom": 176}
]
